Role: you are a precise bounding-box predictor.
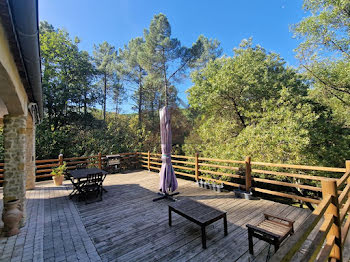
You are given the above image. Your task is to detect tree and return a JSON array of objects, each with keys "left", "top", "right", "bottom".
[
  {"left": 93, "top": 42, "right": 118, "bottom": 120},
  {"left": 118, "top": 37, "right": 147, "bottom": 126},
  {"left": 293, "top": 0, "right": 350, "bottom": 110},
  {"left": 140, "top": 13, "right": 222, "bottom": 107},
  {"left": 40, "top": 22, "right": 97, "bottom": 129},
  {"left": 188, "top": 39, "right": 307, "bottom": 130}
]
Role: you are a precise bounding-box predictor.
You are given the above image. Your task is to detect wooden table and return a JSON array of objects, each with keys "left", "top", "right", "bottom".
[{"left": 168, "top": 198, "right": 228, "bottom": 249}]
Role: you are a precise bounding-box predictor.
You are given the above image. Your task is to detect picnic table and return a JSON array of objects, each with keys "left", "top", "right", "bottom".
[
  {"left": 168, "top": 198, "right": 228, "bottom": 249},
  {"left": 66, "top": 168, "right": 107, "bottom": 199}
]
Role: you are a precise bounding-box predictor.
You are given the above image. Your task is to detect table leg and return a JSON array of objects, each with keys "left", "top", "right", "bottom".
[
  {"left": 201, "top": 226, "right": 207, "bottom": 249},
  {"left": 248, "top": 228, "right": 254, "bottom": 255},
  {"left": 224, "top": 214, "right": 228, "bottom": 236},
  {"left": 169, "top": 207, "right": 172, "bottom": 227}
]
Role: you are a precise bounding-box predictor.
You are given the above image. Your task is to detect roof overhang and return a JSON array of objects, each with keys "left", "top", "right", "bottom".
[{"left": 0, "top": 0, "right": 43, "bottom": 122}]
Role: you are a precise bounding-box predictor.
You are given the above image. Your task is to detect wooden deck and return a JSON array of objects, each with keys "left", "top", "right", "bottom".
[
  {"left": 78, "top": 170, "right": 310, "bottom": 262},
  {"left": 0, "top": 170, "right": 311, "bottom": 262}
]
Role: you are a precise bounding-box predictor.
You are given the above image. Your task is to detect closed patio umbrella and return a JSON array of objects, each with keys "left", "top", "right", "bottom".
[{"left": 153, "top": 106, "right": 179, "bottom": 201}]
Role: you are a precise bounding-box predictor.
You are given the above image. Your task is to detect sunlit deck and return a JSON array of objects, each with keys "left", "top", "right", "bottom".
[{"left": 0, "top": 170, "right": 311, "bottom": 262}]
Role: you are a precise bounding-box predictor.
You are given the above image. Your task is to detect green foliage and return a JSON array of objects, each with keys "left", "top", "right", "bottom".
[
  {"left": 184, "top": 39, "right": 350, "bottom": 171},
  {"left": 293, "top": 1, "right": 350, "bottom": 124},
  {"left": 51, "top": 162, "right": 67, "bottom": 177}
]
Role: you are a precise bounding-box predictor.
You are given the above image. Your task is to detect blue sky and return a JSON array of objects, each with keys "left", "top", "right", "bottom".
[{"left": 39, "top": 0, "right": 306, "bottom": 113}]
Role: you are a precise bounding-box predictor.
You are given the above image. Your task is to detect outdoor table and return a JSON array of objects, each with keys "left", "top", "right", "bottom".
[
  {"left": 168, "top": 198, "right": 228, "bottom": 249},
  {"left": 67, "top": 168, "right": 107, "bottom": 199}
]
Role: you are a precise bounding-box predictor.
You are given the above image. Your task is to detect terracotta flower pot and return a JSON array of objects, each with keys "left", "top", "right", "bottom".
[
  {"left": 53, "top": 175, "right": 64, "bottom": 186},
  {"left": 2, "top": 199, "right": 23, "bottom": 237}
]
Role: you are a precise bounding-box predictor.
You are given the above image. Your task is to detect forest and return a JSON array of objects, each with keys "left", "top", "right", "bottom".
[{"left": 4, "top": 0, "right": 350, "bottom": 169}]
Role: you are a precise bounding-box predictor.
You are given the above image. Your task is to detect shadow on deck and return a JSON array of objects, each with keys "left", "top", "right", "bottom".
[{"left": 0, "top": 170, "right": 311, "bottom": 262}]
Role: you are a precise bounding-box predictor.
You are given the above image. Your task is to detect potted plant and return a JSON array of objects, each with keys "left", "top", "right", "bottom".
[
  {"left": 51, "top": 162, "right": 67, "bottom": 186},
  {"left": 216, "top": 183, "right": 224, "bottom": 192},
  {"left": 212, "top": 182, "right": 217, "bottom": 191}
]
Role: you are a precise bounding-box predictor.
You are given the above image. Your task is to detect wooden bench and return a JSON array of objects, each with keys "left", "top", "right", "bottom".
[
  {"left": 168, "top": 198, "right": 228, "bottom": 249},
  {"left": 246, "top": 213, "right": 295, "bottom": 255}
]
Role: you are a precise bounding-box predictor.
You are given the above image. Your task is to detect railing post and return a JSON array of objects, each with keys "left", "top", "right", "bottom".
[
  {"left": 195, "top": 152, "right": 199, "bottom": 181},
  {"left": 58, "top": 154, "right": 63, "bottom": 166},
  {"left": 98, "top": 152, "right": 102, "bottom": 169},
  {"left": 346, "top": 160, "right": 350, "bottom": 173},
  {"left": 321, "top": 179, "right": 342, "bottom": 261},
  {"left": 147, "top": 151, "right": 151, "bottom": 171},
  {"left": 245, "top": 156, "right": 252, "bottom": 192}
]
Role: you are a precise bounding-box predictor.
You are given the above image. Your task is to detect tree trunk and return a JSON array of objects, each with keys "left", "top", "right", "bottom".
[
  {"left": 138, "top": 80, "right": 143, "bottom": 127},
  {"left": 103, "top": 72, "right": 107, "bottom": 121}
]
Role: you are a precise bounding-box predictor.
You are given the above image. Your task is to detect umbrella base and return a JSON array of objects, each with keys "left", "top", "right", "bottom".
[{"left": 153, "top": 191, "right": 179, "bottom": 202}]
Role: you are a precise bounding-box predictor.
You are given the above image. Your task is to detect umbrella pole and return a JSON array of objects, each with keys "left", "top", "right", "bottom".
[{"left": 152, "top": 190, "right": 179, "bottom": 202}]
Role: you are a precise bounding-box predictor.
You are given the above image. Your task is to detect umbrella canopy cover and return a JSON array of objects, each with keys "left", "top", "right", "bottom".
[{"left": 159, "top": 106, "right": 178, "bottom": 193}]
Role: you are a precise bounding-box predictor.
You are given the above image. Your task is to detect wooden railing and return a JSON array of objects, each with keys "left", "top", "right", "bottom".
[
  {"left": 0, "top": 152, "right": 139, "bottom": 182},
  {"left": 139, "top": 151, "right": 350, "bottom": 261},
  {"left": 140, "top": 152, "right": 347, "bottom": 205}
]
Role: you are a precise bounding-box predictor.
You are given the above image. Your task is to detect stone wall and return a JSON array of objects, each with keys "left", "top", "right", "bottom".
[
  {"left": 3, "top": 114, "right": 27, "bottom": 224},
  {"left": 25, "top": 114, "right": 35, "bottom": 190}
]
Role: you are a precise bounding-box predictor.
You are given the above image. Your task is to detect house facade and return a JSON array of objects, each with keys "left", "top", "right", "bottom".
[{"left": 0, "top": 0, "right": 42, "bottom": 225}]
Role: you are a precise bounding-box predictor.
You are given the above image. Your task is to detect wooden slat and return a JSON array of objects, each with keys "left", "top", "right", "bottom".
[
  {"left": 341, "top": 217, "right": 350, "bottom": 248},
  {"left": 36, "top": 159, "right": 58, "bottom": 164},
  {"left": 0, "top": 163, "right": 4, "bottom": 167},
  {"left": 150, "top": 161, "right": 162, "bottom": 166},
  {"left": 36, "top": 163, "right": 59, "bottom": 169},
  {"left": 337, "top": 171, "right": 350, "bottom": 189},
  {"left": 252, "top": 187, "right": 321, "bottom": 204},
  {"left": 140, "top": 160, "right": 148, "bottom": 164},
  {"left": 36, "top": 168, "right": 54, "bottom": 174},
  {"left": 35, "top": 174, "right": 54, "bottom": 179},
  {"left": 198, "top": 169, "right": 245, "bottom": 179},
  {"left": 301, "top": 214, "right": 334, "bottom": 261},
  {"left": 340, "top": 198, "right": 350, "bottom": 224},
  {"left": 140, "top": 152, "right": 148, "bottom": 155},
  {"left": 150, "top": 157, "right": 161, "bottom": 161},
  {"left": 199, "top": 162, "right": 239, "bottom": 171},
  {"left": 269, "top": 195, "right": 332, "bottom": 262},
  {"left": 198, "top": 157, "right": 245, "bottom": 164},
  {"left": 171, "top": 160, "right": 195, "bottom": 165},
  {"left": 316, "top": 235, "right": 336, "bottom": 262},
  {"left": 0, "top": 169, "right": 4, "bottom": 173},
  {"left": 141, "top": 165, "right": 148, "bottom": 168},
  {"left": 172, "top": 165, "right": 195, "bottom": 171},
  {"left": 150, "top": 166, "right": 161, "bottom": 171},
  {"left": 252, "top": 177, "right": 322, "bottom": 192},
  {"left": 198, "top": 175, "right": 244, "bottom": 189},
  {"left": 338, "top": 182, "right": 350, "bottom": 205},
  {"left": 252, "top": 168, "right": 329, "bottom": 181},
  {"left": 251, "top": 161, "right": 345, "bottom": 173}
]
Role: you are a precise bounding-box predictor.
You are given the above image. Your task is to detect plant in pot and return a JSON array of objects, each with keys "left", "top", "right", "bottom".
[
  {"left": 216, "top": 183, "right": 224, "bottom": 192},
  {"left": 51, "top": 162, "right": 67, "bottom": 186},
  {"left": 212, "top": 182, "right": 217, "bottom": 191}
]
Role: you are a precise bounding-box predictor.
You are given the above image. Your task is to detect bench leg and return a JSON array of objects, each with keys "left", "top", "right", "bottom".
[
  {"left": 273, "top": 240, "right": 280, "bottom": 253},
  {"left": 169, "top": 207, "right": 172, "bottom": 227},
  {"left": 224, "top": 214, "right": 228, "bottom": 236},
  {"left": 248, "top": 229, "right": 254, "bottom": 255},
  {"left": 201, "top": 226, "right": 207, "bottom": 249}
]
